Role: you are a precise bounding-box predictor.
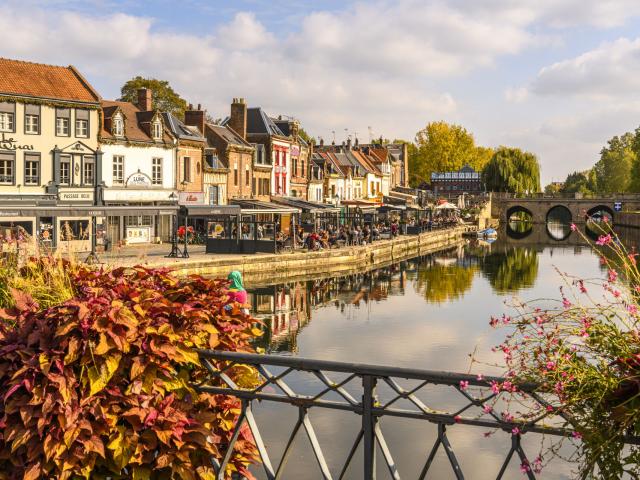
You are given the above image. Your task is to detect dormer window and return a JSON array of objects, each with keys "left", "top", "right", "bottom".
[
  {"left": 152, "top": 120, "right": 162, "bottom": 140},
  {"left": 112, "top": 113, "right": 124, "bottom": 137}
]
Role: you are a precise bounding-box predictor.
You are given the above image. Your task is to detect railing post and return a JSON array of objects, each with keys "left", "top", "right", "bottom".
[{"left": 363, "top": 375, "right": 377, "bottom": 480}]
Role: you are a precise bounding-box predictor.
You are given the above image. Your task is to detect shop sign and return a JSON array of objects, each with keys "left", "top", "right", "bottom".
[
  {"left": 126, "top": 226, "right": 151, "bottom": 244},
  {"left": 0, "top": 133, "right": 34, "bottom": 151},
  {"left": 178, "top": 192, "right": 204, "bottom": 205},
  {"left": 59, "top": 191, "right": 94, "bottom": 202},
  {"left": 126, "top": 172, "right": 152, "bottom": 187},
  {"left": 291, "top": 145, "right": 300, "bottom": 156}
]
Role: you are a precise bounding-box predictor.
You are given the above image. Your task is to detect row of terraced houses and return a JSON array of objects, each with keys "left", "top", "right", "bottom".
[{"left": 0, "top": 58, "right": 409, "bottom": 248}]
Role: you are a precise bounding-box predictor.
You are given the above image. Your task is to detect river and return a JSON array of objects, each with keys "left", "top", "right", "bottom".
[{"left": 241, "top": 223, "right": 630, "bottom": 479}]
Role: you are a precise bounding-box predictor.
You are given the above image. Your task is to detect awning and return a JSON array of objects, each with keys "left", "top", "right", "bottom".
[
  {"left": 0, "top": 205, "right": 179, "bottom": 218},
  {"left": 230, "top": 199, "right": 300, "bottom": 214},
  {"left": 179, "top": 205, "right": 241, "bottom": 216},
  {"left": 270, "top": 196, "right": 340, "bottom": 213}
]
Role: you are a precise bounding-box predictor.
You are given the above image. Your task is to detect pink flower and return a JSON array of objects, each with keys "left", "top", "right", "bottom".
[
  {"left": 482, "top": 404, "right": 493, "bottom": 414},
  {"left": 490, "top": 381, "right": 500, "bottom": 394},
  {"left": 572, "top": 431, "right": 583, "bottom": 440},
  {"left": 512, "top": 427, "right": 521, "bottom": 435},
  {"left": 546, "top": 405, "right": 554, "bottom": 412},
  {"left": 545, "top": 361, "right": 556, "bottom": 370},
  {"left": 476, "top": 374, "right": 484, "bottom": 381},
  {"left": 459, "top": 380, "right": 469, "bottom": 390},
  {"left": 454, "top": 415, "right": 461, "bottom": 423},
  {"left": 570, "top": 223, "right": 576, "bottom": 231},
  {"left": 608, "top": 269, "right": 618, "bottom": 283},
  {"left": 562, "top": 298, "right": 572, "bottom": 309},
  {"left": 628, "top": 304, "right": 638, "bottom": 315},
  {"left": 596, "top": 234, "right": 612, "bottom": 246},
  {"left": 578, "top": 280, "right": 587, "bottom": 293}
]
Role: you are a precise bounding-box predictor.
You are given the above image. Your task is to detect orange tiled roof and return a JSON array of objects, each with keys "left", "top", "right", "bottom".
[
  {"left": 100, "top": 100, "right": 172, "bottom": 144},
  {"left": 0, "top": 58, "right": 100, "bottom": 103}
]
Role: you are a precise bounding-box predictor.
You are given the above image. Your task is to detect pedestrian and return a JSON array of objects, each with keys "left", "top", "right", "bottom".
[{"left": 226, "top": 270, "right": 249, "bottom": 314}]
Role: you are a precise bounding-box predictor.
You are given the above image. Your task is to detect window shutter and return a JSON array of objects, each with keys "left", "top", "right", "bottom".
[
  {"left": 0, "top": 102, "right": 15, "bottom": 113},
  {"left": 76, "top": 109, "right": 89, "bottom": 120},
  {"left": 25, "top": 104, "right": 40, "bottom": 115},
  {"left": 56, "top": 108, "right": 70, "bottom": 118}
]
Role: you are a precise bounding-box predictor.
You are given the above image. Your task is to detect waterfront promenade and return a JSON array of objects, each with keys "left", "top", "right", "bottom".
[{"left": 95, "top": 226, "right": 470, "bottom": 284}]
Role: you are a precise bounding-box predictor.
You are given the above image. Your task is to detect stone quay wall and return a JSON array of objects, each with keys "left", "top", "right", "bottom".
[
  {"left": 616, "top": 212, "right": 640, "bottom": 228},
  {"left": 170, "top": 226, "right": 469, "bottom": 285}
]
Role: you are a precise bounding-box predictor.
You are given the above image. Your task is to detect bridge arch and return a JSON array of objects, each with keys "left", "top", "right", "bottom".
[
  {"left": 586, "top": 205, "right": 614, "bottom": 223},
  {"left": 546, "top": 205, "right": 572, "bottom": 241},
  {"left": 506, "top": 206, "right": 534, "bottom": 239}
]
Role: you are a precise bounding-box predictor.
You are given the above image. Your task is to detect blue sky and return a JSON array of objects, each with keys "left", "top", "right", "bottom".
[{"left": 4, "top": 0, "right": 640, "bottom": 184}]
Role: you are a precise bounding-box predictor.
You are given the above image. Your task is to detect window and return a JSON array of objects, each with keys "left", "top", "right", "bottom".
[
  {"left": 113, "top": 155, "right": 124, "bottom": 185},
  {"left": 152, "top": 120, "right": 162, "bottom": 140},
  {"left": 152, "top": 158, "right": 162, "bottom": 185},
  {"left": 0, "top": 152, "right": 14, "bottom": 184},
  {"left": 24, "top": 153, "right": 40, "bottom": 185},
  {"left": 112, "top": 113, "right": 124, "bottom": 137},
  {"left": 245, "top": 165, "right": 250, "bottom": 186},
  {"left": 183, "top": 157, "right": 191, "bottom": 182},
  {"left": 56, "top": 108, "right": 70, "bottom": 136},
  {"left": 83, "top": 156, "right": 95, "bottom": 185},
  {"left": 0, "top": 102, "right": 15, "bottom": 133},
  {"left": 234, "top": 163, "right": 238, "bottom": 186},
  {"left": 293, "top": 158, "right": 298, "bottom": 176},
  {"left": 24, "top": 105, "right": 40, "bottom": 134},
  {"left": 60, "top": 155, "right": 71, "bottom": 185},
  {"left": 60, "top": 220, "right": 89, "bottom": 241},
  {"left": 209, "top": 185, "right": 219, "bottom": 205},
  {"left": 75, "top": 109, "right": 89, "bottom": 138}
]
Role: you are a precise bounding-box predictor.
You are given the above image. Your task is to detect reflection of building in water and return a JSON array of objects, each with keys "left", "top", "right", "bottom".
[
  {"left": 249, "top": 284, "right": 310, "bottom": 352},
  {"left": 247, "top": 264, "right": 411, "bottom": 352}
]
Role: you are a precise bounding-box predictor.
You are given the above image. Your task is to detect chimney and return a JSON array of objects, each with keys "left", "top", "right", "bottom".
[
  {"left": 355, "top": 137, "right": 359, "bottom": 147},
  {"left": 347, "top": 137, "right": 352, "bottom": 149},
  {"left": 137, "top": 88, "right": 152, "bottom": 111},
  {"left": 229, "top": 98, "right": 247, "bottom": 140},
  {"left": 320, "top": 138, "right": 324, "bottom": 147},
  {"left": 184, "top": 103, "right": 205, "bottom": 134},
  {"left": 290, "top": 120, "right": 299, "bottom": 139}
]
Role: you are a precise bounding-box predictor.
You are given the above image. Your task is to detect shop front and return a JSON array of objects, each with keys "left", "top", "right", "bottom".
[{"left": 103, "top": 173, "right": 178, "bottom": 245}]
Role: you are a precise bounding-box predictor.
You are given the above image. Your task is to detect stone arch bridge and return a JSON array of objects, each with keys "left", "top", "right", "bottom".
[{"left": 491, "top": 193, "right": 640, "bottom": 224}]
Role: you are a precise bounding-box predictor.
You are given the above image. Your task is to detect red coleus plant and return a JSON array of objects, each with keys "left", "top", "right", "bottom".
[{"left": 0, "top": 263, "right": 260, "bottom": 479}]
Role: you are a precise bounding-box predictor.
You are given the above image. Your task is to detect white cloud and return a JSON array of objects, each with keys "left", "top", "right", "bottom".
[
  {"left": 504, "top": 87, "right": 529, "bottom": 103},
  {"left": 530, "top": 37, "right": 640, "bottom": 99}
]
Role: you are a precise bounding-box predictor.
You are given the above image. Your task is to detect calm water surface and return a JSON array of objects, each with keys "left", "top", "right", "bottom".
[{"left": 242, "top": 224, "right": 636, "bottom": 479}]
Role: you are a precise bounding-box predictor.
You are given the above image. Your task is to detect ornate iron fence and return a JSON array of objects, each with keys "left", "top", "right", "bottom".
[{"left": 193, "top": 350, "right": 614, "bottom": 479}]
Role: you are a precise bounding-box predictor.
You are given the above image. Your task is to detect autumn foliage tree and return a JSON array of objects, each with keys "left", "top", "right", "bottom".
[
  {"left": 0, "top": 263, "right": 259, "bottom": 479},
  {"left": 409, "top": 121, "right": 493, "bottom": 186}
]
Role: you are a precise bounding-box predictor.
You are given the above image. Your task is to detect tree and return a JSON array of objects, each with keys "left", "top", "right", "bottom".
[
  {"left": 593, "top": 133, "right": 634, "bottom": 193},
  {"left": 409, "top": 121, "right": 492, "bottom": 186},
  {"left": 119, "top": 77, "right": 188, "bottom": 118},
  {"left": 482, "top": 146, "right": 541, "bottom": 193},
  {"left": 561, "top": 171, "right": 595, "bottom": 194},
  {"left": 298, "top": 127, "right": 313, "bottom": 144},
  {"left": 544, "top": 182, "right": 563, "bottom": 195}
]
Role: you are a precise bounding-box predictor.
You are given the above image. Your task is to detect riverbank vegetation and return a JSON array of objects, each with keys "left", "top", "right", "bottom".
[
  {"left": 0, "top": 246, "right": 259, "bottom": 479},
  {"left": 491, "top": 224, "right": 640, "bottom": 478}
]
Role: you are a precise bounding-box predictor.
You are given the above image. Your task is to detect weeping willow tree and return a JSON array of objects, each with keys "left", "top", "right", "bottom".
[{"left": 482, "top": 146, "right": 541, "bottom": 193}]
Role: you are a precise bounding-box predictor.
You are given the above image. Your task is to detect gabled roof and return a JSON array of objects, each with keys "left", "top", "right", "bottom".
[
  {"left": 0, "top": 58, "right": 100, "bottom": 104},
  {"left": 223, "top": 107, "right": 286, "bottom": 137},
  {"left": 350, "top": 150, "right": 382, "bottom": 175},
  {"left": 205, "top": 123, "right": 253, "bottom": 148},
  {"left": 319, "top": 151, "right": 347, "bottom": 177},
  {"left": 162, "top": 112, "right": 206, "bottom": 143},
  {"left": 100, "top": 100, "right": 172, "bottom": 144}
]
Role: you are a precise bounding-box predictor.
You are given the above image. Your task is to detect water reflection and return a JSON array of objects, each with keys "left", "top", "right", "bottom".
[
  {"left": 244, "top": 237, "right": 601, "bottom": 479},
  {"left": 249, "top": 241, "right": 544, "bottom": 353}
]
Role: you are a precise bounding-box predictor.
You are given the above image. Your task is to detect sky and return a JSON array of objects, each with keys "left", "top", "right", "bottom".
[{"left": 3, "top": 0, "right": 640, "bottom": 185}]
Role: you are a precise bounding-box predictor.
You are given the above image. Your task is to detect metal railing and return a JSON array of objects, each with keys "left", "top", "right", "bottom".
[{"left": 194, "top": 350, "right": 605, "bottom": 480}]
